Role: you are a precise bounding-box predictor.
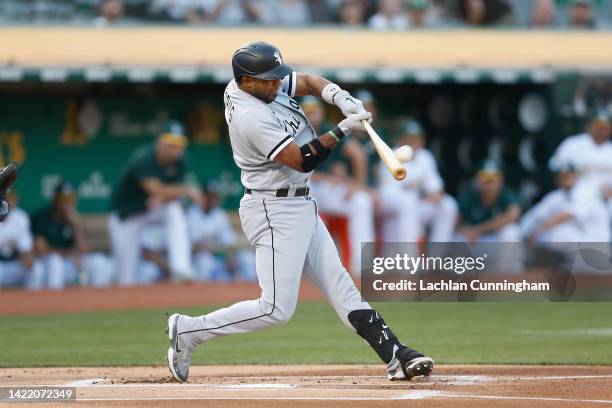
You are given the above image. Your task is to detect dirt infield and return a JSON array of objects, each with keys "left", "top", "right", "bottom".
[
  {"left": 0, "top": 281, "right": 325, "bottom": 316},
  {"left": 1, "top": 365, "right": 612, "bottom": 407}
]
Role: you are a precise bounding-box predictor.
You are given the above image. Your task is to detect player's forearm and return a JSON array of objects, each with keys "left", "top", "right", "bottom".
[
  {"left": 294, "top": 73, "right": 331, "bottom": 98},
  {"left": 275, "top": 131, "right": 340, "bottom": 173},
  {"left": 474, "top": 207, "right": 521, "bottom": 235}
]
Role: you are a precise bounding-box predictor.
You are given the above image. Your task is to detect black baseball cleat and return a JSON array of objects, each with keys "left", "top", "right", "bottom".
[
  {"left": 387, "top": 346, "right": 434, "bottom": 380},
  {"left": 166, "top": 313, "right": 192, "bottom": 382}
]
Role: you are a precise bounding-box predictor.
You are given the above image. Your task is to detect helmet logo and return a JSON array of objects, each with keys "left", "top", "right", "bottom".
[{"left": 274, "top": 51, "right": 282, "bottom": 65}]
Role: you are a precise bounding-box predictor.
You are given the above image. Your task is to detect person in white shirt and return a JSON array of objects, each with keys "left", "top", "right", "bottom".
[
  {"left": 378, "top": 119, "right": 458, "bottom": 245},
  {"left": 368, "top": 0, "right": 409, "bottom": 30},
  {"left": 522, "top": 163, "right": 610, "bottom": 244},
  {"left": 548, "top": 114, "right": 612, "bottom": 232},
  {"left": 0, "top": 191, "right": 39, "bottom": 289},
  {"left": 187, "top": 181, "right": 256, "bottom": 281}
]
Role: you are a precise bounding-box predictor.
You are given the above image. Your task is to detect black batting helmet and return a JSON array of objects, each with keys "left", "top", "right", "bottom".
[{"left": 232, "top": 41, "right": 294, "bottom": 82}]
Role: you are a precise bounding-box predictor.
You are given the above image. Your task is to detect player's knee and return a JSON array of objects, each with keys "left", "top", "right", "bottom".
[
  {"left": 498, "top": 224, "right": 522, "bottom": 242},
  {"left": 269, "top": 300, "right": 297, "bottom": 325}
]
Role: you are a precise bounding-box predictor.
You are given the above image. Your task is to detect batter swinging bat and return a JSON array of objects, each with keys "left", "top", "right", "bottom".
[{"left": 361, "top": 120, "right": 406, "bottom": 181}]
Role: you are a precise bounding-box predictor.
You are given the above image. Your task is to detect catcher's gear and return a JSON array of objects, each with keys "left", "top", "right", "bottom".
[
  {"left": 0, "top": 163, "right": 18, "bottom": 222},
  {"left": 232, "top": 41, "right": 294, "bottom": 82}
]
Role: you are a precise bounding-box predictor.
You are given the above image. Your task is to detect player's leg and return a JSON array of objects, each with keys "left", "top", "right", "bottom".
[
  {"left": 192, "top": 251, "right": 216, "bottom": 281},
  {"left": 347, "top": 190, "right": 375, "bottom": 274},
  {"left": 161, "top": 201, "right": 192, "bottom": 280},
  {"left": 25, "top": 259, "right": 45, "bottom": 290},
  {"left": 379, "top": 188, "right": 420, "bottom": 243},
  {"left": 44, "top": 253, "right": 66, "bottom": 290},
  {"left": 302, "top": 215, "right": 433, "bottom": 380},
  {"left": 83, "top": 252, "right": 114, "bottom": 287},
  {"left": 0, "top": 260, "right": 27, "bottom": 288},
  {"left": 420, "top": 194, "right": 458, "bottom": 243},
  {"left": 108, "top": 213, "right": 143, "bottom": 286},
  {"left": 167, "top": 197, "right": 317, "bottom": 381}
]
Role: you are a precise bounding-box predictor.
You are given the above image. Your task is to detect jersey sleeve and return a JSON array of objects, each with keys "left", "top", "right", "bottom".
[
  {"left": 240, "top": 108, "right": 294, "bottom": 160},
  {"left": 548, "top": 136, "right": 577, "bottom": 171},
  {"left": 280, "top": 71, "right": 297, "bottom": 98}
]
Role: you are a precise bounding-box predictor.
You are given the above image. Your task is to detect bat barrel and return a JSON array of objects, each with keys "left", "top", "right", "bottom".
[{"left": 361, "top": 120, "right": 406, "bottom": 181}]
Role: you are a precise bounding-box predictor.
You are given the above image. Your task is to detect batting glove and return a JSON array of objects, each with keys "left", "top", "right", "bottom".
[
  {"left": 322, "top": 83, "right": 368, "bottom": 118},
  {"left": 338, "top": 111, "right": 372, "bottom": 136}
]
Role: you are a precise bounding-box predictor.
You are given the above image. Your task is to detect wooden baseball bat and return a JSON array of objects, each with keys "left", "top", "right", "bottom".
[{"left": 361, "top": 120, "right": 406, "bottom": 181}]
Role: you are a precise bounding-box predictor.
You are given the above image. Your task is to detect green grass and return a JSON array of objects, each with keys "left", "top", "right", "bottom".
[{"left": 1, "top": 302, "right": 611, "bottom": 367}]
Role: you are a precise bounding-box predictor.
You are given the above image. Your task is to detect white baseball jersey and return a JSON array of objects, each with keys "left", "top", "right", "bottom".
[
  {"left": 0, "top": 207, "right": 33, "bottom": 259},
  {"left": 520, "top": 188, "right": 611, "bottom": 242},
  {"left": 224, "top": 72, "right": 316, "bottom": 190},
  {"left": 548, "top": 133, "right": 612, "bottom": 198},
  {"left": 379, "top": 148, "right": 444, "bottom": 195}
]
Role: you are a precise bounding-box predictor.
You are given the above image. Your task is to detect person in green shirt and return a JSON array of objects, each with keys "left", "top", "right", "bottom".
[
  {"left": 30, "top": 181, "right": 113, "bottom": 290},
  {"left": 108, "top": 121, "right": 202, "bottom": 286},
  {"left": 457, "top": 160, "right": 522, "bottom": 243},
  {"left": 456, "top": 160, "right": 524, "bottom": 272}
]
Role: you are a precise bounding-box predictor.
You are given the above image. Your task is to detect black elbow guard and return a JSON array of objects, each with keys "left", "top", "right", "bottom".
[{"left": 300, "top": 139, "right": 331, "bottom": 172}]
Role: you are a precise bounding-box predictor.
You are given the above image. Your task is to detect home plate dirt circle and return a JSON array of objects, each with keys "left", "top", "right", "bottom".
[{"left": 2, "top": 365, "right": 612, "bottom": 407}]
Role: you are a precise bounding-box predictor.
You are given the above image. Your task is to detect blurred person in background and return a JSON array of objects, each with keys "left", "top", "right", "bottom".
[
  {"left": 521, "top": 164, "right": 610, "bottom": 244},
  {"left": 567, "top": 0, "right": 595, "bottom": 28},
  {"left": 137, "top": 222, "right": 171, "bottom": 284},
  {"left": 455, "top": 160, "right": 523, "bottom": 272},
  {"left": 368, "top": 0, "right": 408, "bottom": 30},
  {"left": 94, "top": 0, "right": 124, "bottom": 26},
  {"left": 455, "top": 0, "right": 514, "bottom": 26},
  {"left": 337, "top": 0, "right": 367, "bottom": 26},
  {"left": 195, "top": 0, "right": 259, "bottom": 25},
  {"left": 30, "top": 182, "right": 112, "bottom": 290},
  {"left": 307, "top": 0, "right": 333, "bottom": 23},
  {"left": 530, "top": 0, "right": 558, "bottom": 27},
  {"left": 549, "top": 114, "right": 612, "bottom": 224},
  {"left": 255, "top": 0, "right": 312, "bottom": 26},
  {"left": 378, "top": 119, "right": 458, "bottom": 245},
  {"left": 406, "top": 0, "right": 444, "bottom": 28},
  {"left": 187, "top": 180, "right": 256, "bottom": 281},
  {"left": 456, "top": 160, "right": 522, "bottom": 243},
  {"left": 304, "top": 96, "right": 375, "bottom": 274},
  {"left": 0, "top": 191, "right": 39, "bottom": 289},
  {"left": 108, "top": 121, "right": 201, "bottom": 286}
]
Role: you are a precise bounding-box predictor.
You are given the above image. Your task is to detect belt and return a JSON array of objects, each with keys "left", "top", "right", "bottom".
[{"left": 245, "top": 186, "right": 310, "bottom": 198}]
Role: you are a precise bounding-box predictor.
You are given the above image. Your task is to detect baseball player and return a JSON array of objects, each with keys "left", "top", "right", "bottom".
[
  {"left": 0, "top": 190, "right": 39, "bottom": 289},
  {"left": 187, "top": 181, "right": 256, "bottom": 282},
  {"left": 30, "top": 182, "right": 113, "bottom": 289},
  {"left": 166, "top": 41, "right": 434, "bottom": 382},
  {"left": 521, "top": 163, "right": 610, "bottom": 243},
  {"left": 378, "top": 119, "right": 458, "bottom": 245},
  {"left": 456, "top": 160, "right": 524, "bottom": 272},
  {"left": 548, "top": 114, "right": 612, "bottom": 225},
  {"left": 303, "top": 96, "right": 375, "bottom": 274},
  {"left": 108, "top": 121, "right": 201, "bottom": 286}
]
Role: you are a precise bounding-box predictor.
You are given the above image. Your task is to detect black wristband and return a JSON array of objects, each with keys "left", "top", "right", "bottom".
[{"left": 329, "top": 126, "right": 346, "bottom": 141}]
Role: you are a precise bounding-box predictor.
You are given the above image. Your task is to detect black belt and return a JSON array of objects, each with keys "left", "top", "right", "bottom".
[{"left": 245, "top": 187, "right": 310, "bottom": 197}]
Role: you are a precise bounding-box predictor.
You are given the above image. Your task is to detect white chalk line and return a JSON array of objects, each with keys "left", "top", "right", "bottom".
[
  {"left": 73, "top": 394, "right": 612, "bottom": 403},
  {"left": 437, "top": 394, "right": 612, "bottom": 405},
  {"left": 75, "top": 397, "right": 417, "bottom": 401},
  {"left": 62, "top": 373, "right": 612, "bottom": 388},
  {"left": 65, "top": 378, "right": 106, "bottom": 386}
]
